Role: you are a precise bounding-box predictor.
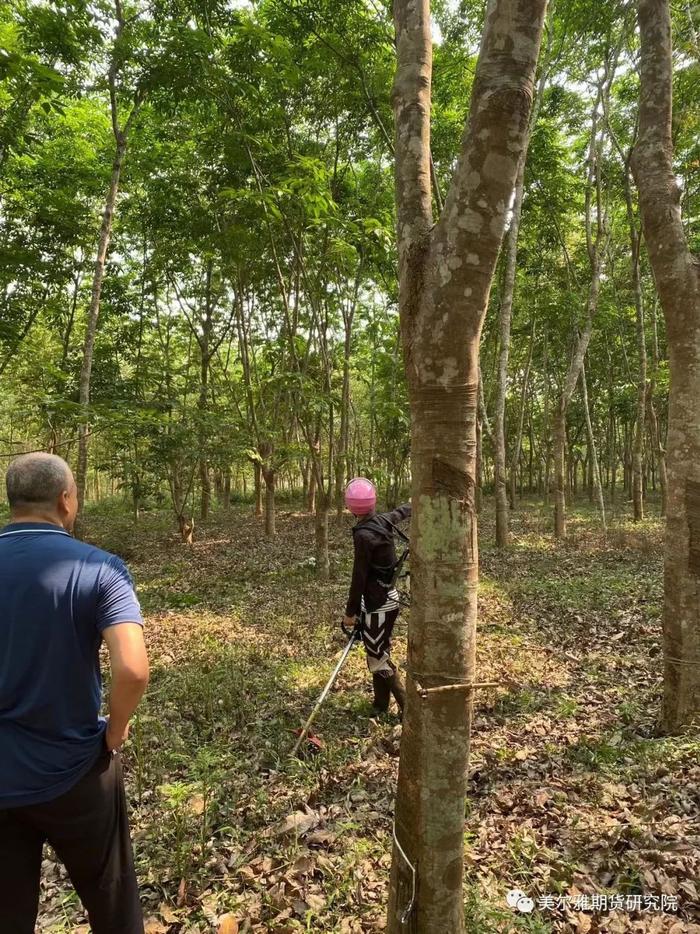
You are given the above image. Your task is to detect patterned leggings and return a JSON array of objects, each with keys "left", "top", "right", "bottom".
[{"left": 360, "top": 606, "right": 400, "bottom": 675}]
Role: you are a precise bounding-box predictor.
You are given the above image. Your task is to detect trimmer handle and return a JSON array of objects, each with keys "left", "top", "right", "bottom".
[{"left": 341, "top": 617, "right": 362, "bottom": 641}]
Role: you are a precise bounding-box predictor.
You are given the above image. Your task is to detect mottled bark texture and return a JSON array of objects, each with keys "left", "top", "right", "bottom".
[
  {"left": 631, "top": 0, "right": 700, "bottom": 731},
  {"left": 387, "top": 1, "right": 546, "bottom": 931}
]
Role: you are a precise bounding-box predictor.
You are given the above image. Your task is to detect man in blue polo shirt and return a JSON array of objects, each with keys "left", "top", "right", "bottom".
[{"left": 0, "top": 452, "right": 149, "bottom": 934}]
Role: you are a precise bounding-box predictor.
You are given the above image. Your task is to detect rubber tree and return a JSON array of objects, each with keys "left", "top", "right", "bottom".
[
  {"left": 553, "top": 85, "right": 610, "bottom": 538},
  {"left": 493, "top": 10, "right": 552, "bottom": 546},
  {"left": 631, "top": 0, "right": 700, "bottom": 731},
  {"left": 75, "top": 0, "right": 145, "bottom": 517},
  {"left": 387, "top": 1, "right": 546, "bottom": 931}
]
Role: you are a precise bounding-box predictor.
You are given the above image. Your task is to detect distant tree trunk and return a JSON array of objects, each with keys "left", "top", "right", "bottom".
[
  {"left": 620, "top": 160, "right": 648, "bottom": 522},
  {"left": 335, "top": 278, "right": 358, "bottom": 517},
  {"left": 254, "top": 461, "right": 263, "bottom": 517},
  {"left": 223, "top": 469, "right": 231, "bottom": 509},
  {"left": 197, "top": 264, "right": 215, "bottom": 521},
  {"left": 581, "top": 358, "right": 606, "bottom": 531},
  {"left": 553, "top": 402, "right": 567, "bottom": 537},
  {"left": 553, "top": 88, "right": 609, "bottom": 538},
  {"left": 76, "top": 137, "right": 127, "bottom": 518},
  {"left": 262, "top": 466, "right": 276, "bottom": 538},
  {"left": 509, "top": 315, "right": 535, "bottom": 511},
  {"left": 315, "top": 487, "right": 330, "bottom": 579},
  {"left": 631, "top": 0, "right": 700, "bottom": 732},
  {"left": 307, "top": 467, "right": 317, "bottom": 514},
  {"left": 493, "top": 28, "right": 549, "bottom": 546},
  {"left": 648, "top": 298, "right": 668, "bottom": 515},
  {"left": 75, "top": 9, "right": 144, "bottom": 521},
  {"left": 387, "top": 1, "right": 546, "bottom": 931}
]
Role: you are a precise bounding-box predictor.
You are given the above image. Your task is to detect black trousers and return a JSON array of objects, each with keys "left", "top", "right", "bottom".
[{"left": 0, "top": 745, "right": 144, "bottom": 934}]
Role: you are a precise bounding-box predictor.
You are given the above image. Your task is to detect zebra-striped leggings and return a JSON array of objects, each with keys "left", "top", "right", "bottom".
[{"left": 360, "top": 606, "right": 400, "bottom": 675}]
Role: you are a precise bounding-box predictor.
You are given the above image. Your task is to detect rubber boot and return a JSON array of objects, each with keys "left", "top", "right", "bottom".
[
  {"left": 372, "top": 673, "right": 391, "bottom": 712},
  {"left": 388, "top": 670, "right": 406, "bottom": 714}
]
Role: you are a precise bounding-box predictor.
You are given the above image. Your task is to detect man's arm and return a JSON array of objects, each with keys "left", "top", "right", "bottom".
[
  {"left": 387, "top": 503, "right": 411, "bottom": 525},
  {"left": 97, "top": 556, "right": 148, "bottom": 751},
  {"left": 102, "top": 623, "right": 149, "bottom": 751},
  {"left": 345, "top": 533, "right": 371, "bottom": 621}
]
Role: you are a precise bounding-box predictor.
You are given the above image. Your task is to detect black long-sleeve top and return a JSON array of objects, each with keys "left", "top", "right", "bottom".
[{"left": 345, "top": 503, "right": 411, "bottom": 617}]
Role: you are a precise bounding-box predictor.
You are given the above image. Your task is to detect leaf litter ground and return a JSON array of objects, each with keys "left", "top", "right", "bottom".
[{"left": 37, "top": 502, "right": 699, "bottom": 933}]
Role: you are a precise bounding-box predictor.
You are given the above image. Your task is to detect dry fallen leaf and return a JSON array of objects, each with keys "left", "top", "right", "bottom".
[
  {"left": 217, "top": 913, "right": 240, "bottom": 934},
  {"left": 273, "top": 809, "right": 319, "bottom": 838},
  {"left": 188, "top": 793, "right": 205, "bottom": 816},
  {"left": 158, "top": 903, "right": 179, "bottom": 924},
  {"left": 144, "top": 920, "right": 168, "bottom": 934}
]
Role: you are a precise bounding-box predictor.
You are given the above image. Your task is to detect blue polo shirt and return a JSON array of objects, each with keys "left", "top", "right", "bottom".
[{"left": 0, "top": 521, "right": 143, "bottom": 809}]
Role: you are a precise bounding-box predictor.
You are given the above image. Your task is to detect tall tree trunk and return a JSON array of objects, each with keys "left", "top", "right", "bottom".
[
  {"left": 553, "top": 403, "right": 567, "bottom": 537},
  {"left": 648, "top": 297, "right": 669, "bottom": 515},
  {"left": 307, "top": 466, "right": 317, "bottom": 514},
  {"left": 76, "top": 137, "right": 126, "bottom": 516},
  {"left": 315, "top": 487, "right": 330, "bottom": 579},
  {"left": 198, "top": 267, "right": 214, "bottom": 521},
  {"left": 75, "top": 5, "right": 143, "bottom": 520},
  {"left": 581, "top": 358, "right": 606, "bottom": 531},
  {"left": 387, "top": 1, "right": 546, "bottom": 930},
  {"left": 199, "top": 353, "right": 211, "bottom": 520},
  {"left": 509, "top": 315, "right": 535, "bottom": 511},
  {"left": 631, "top": 0, "right": 700, "bottom": 732},
  {"left": 493, "top": 26, "right": 550, "bottom": 547},
  {"left": 552, "top": 89, "right": 609, "bottom": 538},
  {"left": 335, "top": 281, "right": 357, "bottom": 517},
  {"left": 622, "top": 162, "right": 648, "bottom": 522},
  {"left": 262, "top": 467, "right": 276, "bottom": 539},
  {"left": 254, "top": 461, "right": 263, "bottom": 518}
]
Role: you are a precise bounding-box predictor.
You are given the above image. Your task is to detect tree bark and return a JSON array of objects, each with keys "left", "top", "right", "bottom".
[
  {"left": 631, "top": 0, "right": 700, "bottom": 732},
  {"left": 315, "top": 488, "right": 330, "bottom": 579},
  {"left": 262, "top": 466, "right": 276, "bottom": 538},
  {"left": 75, "top": 137, "right": 126, "bottom": 516},
  {"left": 509, "top": 314, "right": 535, "bottom": 511},
  {"left": 75, "top": 2, "right": 143, "bottom": 521},
  {"left": 335, "top": 277, "right": 358, "bottom": 517},
  {"left": 254, "top": 460, "right": 263, "bottom": 518},
  {"left": 581, "top": 358, "right": 606, "bottom": 531},
  {"left": 618, "top": 158, "right": 648, "bottom": 522},
  {"left": 552, "top": 91, "right": 608, "bottom": 538},
  {"left": 198, "top": 265, "right": 214, "bottom": 520},
  {"left": 493, "top": 26, "right": 549, "bottom": 546},
  {"left": 387, "top": 1, "right": 546, "bottom": 930},
  {"left": 553, "top": 402, "right": 567, "bottom": 537},
  {"left": 648, "top": 297, "right": 668, "bottom": 515}
]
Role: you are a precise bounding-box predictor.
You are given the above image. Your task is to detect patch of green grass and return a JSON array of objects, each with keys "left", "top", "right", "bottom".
[
  {"left": 491, "top": 687, "right": 550, "bottom": 718},
  {"left": 554, "top": 694, "right": 579, "bottom": 718},
  {"left": 464, "top": 884, "right": 554, "bottom": 933}
]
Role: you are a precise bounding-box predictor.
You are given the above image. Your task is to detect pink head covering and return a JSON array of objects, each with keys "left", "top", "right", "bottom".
[{"left": 345, "top": 477, "right": 377, "bottom": 516}]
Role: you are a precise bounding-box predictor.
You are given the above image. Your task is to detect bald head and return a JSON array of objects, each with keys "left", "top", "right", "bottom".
[{"left": 6, "top": 453, "right": 75, "bottom": 520}]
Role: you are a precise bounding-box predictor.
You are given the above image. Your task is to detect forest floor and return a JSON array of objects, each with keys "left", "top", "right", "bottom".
[{"left": 34, "top": 498, "right": 700, "bottom": 934}]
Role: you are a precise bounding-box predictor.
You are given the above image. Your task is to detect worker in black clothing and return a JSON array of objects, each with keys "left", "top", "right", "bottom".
[{"left": 342, "top": 478, "right": 410, "bottom": 714}]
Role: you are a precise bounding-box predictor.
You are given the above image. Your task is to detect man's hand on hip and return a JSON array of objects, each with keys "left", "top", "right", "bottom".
[{"left": 105, "top": 718, "right": 129, "bottom": 752}]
